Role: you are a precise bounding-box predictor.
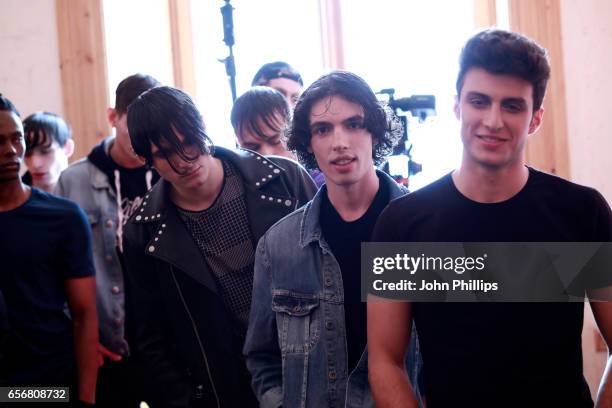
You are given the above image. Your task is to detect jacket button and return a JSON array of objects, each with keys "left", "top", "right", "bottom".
[
  {"left": 111, "top": 286, "right": 120, "bottom": 294},
  {"left": 105, "top": 219, "right": 113, "bottom": 228},
  {"left": 325, "top": 321, "right": 334, "bottom": 330},
  {"left": 324, "top": 278, "right": 333, "bottom": 287},
  {"left": 105, "top": 255, "right": 113, "bottom": 263},
  {"left": 329, "top": 370, "right": 337, "bottom": 381}
]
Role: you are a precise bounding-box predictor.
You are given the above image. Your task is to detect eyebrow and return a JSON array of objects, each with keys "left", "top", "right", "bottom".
[{"left": 466, "top": 91, "right": 528, "bottom": 106}]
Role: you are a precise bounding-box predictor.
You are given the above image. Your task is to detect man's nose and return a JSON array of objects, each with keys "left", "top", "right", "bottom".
[
  {"left": 331, "top": 128, "right": 350, "bottom": 150},
  {"left": 483, "top": 106, "right": 503, "bottom": 131}
]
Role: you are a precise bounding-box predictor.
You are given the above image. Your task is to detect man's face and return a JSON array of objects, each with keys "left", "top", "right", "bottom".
[
  {"left": 109, "top": 109, "right": 143, "bottom": 163},
  {"left": 0, "top": 110, "right": 25, "bottom": 183},
  {"left": 24, "top": 135, "right": 72, "bottom": 190},
  {"left": 308, "top": 95, "right": 375, "bottom": 188},
  {"left": 150, "top": 133, "right": 211, "bottom": 190},
  {"left": 267, "top": 77, "right": 302, "bottom": 108},
  {"left": 236, "top": 112, "right": 293, "bottom": 158},
  {"left": 455, "top": 67, "right": 543, "bottom": 170}
]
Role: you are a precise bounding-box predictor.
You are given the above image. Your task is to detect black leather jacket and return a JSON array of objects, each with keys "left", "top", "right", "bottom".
[{"left": 122, "top": 147, "right": 317, "bottom": 407}]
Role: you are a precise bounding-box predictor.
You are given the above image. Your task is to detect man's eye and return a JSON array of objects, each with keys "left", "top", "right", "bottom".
[
  {"left": 312, "top": 126, "right": 329, "bottom": 136},
  {"left": 348, "top": 121, "right": 364, "bottom": 129},
  {"left": 41, "top": 149, "right": 53, "bottom": 155},
  {"left": 469, "top": 98, "right": 487, "bottom": 108},
  {"left": 504, "top": 103, "right": 524, "bottom": 113}
]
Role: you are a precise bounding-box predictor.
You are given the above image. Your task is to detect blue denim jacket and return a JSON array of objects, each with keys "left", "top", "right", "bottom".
[
  {"left": 55, "top": 137, "right": 133, "bottom": 355},
  {"left": 244, "top": 171, "right": 422, "bottom": 408}
]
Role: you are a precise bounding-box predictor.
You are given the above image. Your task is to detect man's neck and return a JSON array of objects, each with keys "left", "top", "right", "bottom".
[
  {"left": 170, "top": 157, "right": 225, "bottom": 212},
  {"left": 0, "top": 180, "right": 31, "bottom": 212},
  {"left": 109, "top": 138, "right": 145, "bottom": 169},
  {"left": 326, "top": 170, "right": 380, "bottom": 222},
  {"left": 452, "top": 161, "right": 529, "bottom": 203}
]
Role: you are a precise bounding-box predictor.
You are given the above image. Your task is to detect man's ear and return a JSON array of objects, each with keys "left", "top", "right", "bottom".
[
  {"left": 528, "top": 108, "right": 544, "bottom": 134},
  {"left": 63, "top": 139, "right": 75, "bottom": 159},
  {"left": 107, "top": 107, "right": 118, "bottom": 127}
]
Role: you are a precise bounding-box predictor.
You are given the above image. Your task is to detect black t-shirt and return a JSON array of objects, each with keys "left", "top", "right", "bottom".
[
  {"left": 0, "top": 189, "right": 95, "bottom": 384},
  {"left": 372, "top": 167, "right": 612, "bottom": 408},
  {"left": 320, "top": 175, "right": 390, "bottom": 372}
]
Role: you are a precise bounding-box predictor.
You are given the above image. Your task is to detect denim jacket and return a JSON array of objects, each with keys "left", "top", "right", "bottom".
[
  {"left": 244, "top": 171, "right": 422, "bottom": 408},
  {"left": 55, "top": 137, "right": 135, "bottom": 355}
]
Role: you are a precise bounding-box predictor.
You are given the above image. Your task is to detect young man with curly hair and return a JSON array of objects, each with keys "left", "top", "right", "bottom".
[{"left": 244, "top": 71, "right": 421, "bottom": 408}]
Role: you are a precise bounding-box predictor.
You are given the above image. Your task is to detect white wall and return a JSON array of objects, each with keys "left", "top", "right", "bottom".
[
  {"left": 0, "top": 0, "right": 64, "bottom": 117},
  {"left": 561, "top": 0, "right": 612, "bottom": 397},
  {"left": 561, "top": 0, "right": 612, "bottom": 203}
]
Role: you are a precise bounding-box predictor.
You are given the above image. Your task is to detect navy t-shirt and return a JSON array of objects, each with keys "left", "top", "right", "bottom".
[
  {"left": 373, "top": 167, "right": 612, "bottom": 408},
  {"left": 0, "top": 188, "right": 95, "bottom": 384}
]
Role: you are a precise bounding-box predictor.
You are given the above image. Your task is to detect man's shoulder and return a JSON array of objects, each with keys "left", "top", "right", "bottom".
[
  {"left": 58, "top": 158, "right": 98, "bottom": 184},
  {"left": 529, "top": 167, "right": 607, "bottom": 207},
  {"left": 264, "top": 203, "right": 308, "bottom": 241},
  {"left": 386, "top": 174, "right": 452, "bottom": 214},
  {"left": 29, "top": 189, "right": 87, "bottom": 221}
]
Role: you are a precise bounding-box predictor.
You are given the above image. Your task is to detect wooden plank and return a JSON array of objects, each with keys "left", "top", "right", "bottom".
[
  {"left": 509, "top": 0, "right": 570, "bottom": 178},
  {"left": 168, "top": 0, "right": 197, "bottom": 99},
  {"left": 56, "top": 0, "right": 110, "bottom": 161},
  {"left": 318, "top": 0, "right": 345, "bottom": 70},
  {"left": 474, "top": 0, "right": 497, "bottom": 28}
]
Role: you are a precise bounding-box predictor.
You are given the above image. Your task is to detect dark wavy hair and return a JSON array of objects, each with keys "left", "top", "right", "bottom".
[
  {"left": 456, "top": 29, "right": 550, "bottom": 111},
  {"left": 231, "top": 86, "right": 289, "bottom": 146},
  {"left": 23, "top": 112, "right": 72, "bottom": 151},
  {"left": 286, "top": 70, "right": 402, "bottom": 171},
  {"left": 127, "top": 86, "right": 213, "bottom": 174}
]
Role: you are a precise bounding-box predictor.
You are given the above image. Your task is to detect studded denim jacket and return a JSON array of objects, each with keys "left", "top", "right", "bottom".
[
  {"left": 121, "top": 146, "right": 317, "bottom": 407},
  {"left": 244, "top": 171, "right": 422, "bottom": 408}
]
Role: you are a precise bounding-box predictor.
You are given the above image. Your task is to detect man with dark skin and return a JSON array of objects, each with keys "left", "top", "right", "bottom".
[{"left": 0, "top": 94, "right": 98, "bottom": 406}]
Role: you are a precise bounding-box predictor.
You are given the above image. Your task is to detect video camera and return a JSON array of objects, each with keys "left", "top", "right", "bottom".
[{"left": 377, "top": 89, "right": 436, "bottom": 186}]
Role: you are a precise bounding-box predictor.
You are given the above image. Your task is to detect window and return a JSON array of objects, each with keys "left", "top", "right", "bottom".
[{"left": 191, "top": 0, "right": 324, "bottom": 148}]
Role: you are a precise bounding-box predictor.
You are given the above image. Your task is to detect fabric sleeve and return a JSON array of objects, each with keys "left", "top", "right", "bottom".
[
  {"left": 243, "top": 234, "right": 283, "bottom": 408},
  {"left": 121, "top": 224, "right": 192, "bottom": 407},
  {"left": 61, "top": 203, "right": 95, "bottom": 279}
]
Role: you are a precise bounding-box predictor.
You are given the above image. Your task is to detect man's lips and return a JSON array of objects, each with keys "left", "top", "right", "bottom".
[
  {"left": 32, "top": 172, "right": 48, "bottom": 178},
  {"left": 476, "top": 134, "right": 508, "bottom": 145},
  {"left": 330, "top": 156, "right": 356, "bottom": 165},
  {"left": 0, "top": 162, "right": 19, "bottom": 171}
]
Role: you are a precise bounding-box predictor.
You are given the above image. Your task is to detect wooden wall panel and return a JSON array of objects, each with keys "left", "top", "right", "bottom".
[
  {"left": 509, "top": 0, "right": 570, "bottom": 178},
  {"left": 56, "top": 0, "right": 110, "bottom": 161},
  {"left": 168, "top": 0, "right": 197, "bottom": 99}
]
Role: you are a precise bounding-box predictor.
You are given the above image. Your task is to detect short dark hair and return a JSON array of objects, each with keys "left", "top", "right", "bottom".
[
  {"left": 456, "top": 29, "right": 550, "bottom": 111},
  {"left": 251, "top": 61, "right": 303, "bottom": 87},
  {"left": 115, "top": 73, "right": 161, "bottom": 114},
  {"left": 127, "top": 86, "right": 213, "bottom": 172},
  {"left": 23, "top": 112, "right": 72, "bottom": 151},
  {"left": 231, "top": 86, "right": 289, "bottom": 146},
  {"left": 0, "top": 94, "right": 20, "bottom": 117},
  {"left": 287, "top": 70, "right": 402, "bottom": 171}
]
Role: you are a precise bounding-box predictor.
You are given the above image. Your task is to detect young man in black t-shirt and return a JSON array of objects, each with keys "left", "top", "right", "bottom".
[
  {"left": 368, "top": 29, "right": 612, "bottom": 408},
  {"left": 244, "top": 71, "right": 420, "bottom": 408},
  {"left": 0, "top": 94, "right": 98, "bottom": 406}
]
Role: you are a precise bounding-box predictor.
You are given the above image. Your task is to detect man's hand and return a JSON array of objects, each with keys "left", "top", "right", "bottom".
[{"left": 97, "top": 343, "right": 122, "bottom": 366}]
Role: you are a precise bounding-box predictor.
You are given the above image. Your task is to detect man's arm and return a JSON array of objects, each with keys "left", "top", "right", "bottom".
[
  {"left": 65, "top": 276, "right": 99, "bottom": 405},
  {"left": 121, "top": 228, "right": 191, "bottom": 406},
  {"left": 368, "top": 298, "right": 418, "bottom": 408},
  {"left": 244, "top": 235, "right": 283, "bottom": 408},
  {"left": 591, "top": 301, "right": 612, "bottom": 407}
]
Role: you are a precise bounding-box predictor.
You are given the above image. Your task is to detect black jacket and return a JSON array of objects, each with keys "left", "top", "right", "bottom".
[{"left": 122, "top": 147, "right": 317, "bottom": 407}]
